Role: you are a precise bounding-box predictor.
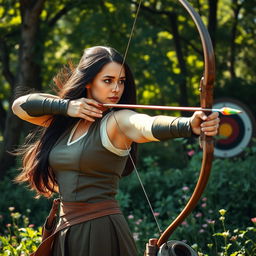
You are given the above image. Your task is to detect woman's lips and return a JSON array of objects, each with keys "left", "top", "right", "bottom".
[{"left": 108, "top": 97, "right": 119, "bottom": 102}]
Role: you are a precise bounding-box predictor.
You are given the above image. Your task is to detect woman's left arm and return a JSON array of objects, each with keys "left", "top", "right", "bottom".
[{"left": 107, "top": 110, "right": 219, "bottom": 145}]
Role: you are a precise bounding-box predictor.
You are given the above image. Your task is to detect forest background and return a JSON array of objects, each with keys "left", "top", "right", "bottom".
[{"left": 0, "top": 0, "right": 256, "bottom": 255}]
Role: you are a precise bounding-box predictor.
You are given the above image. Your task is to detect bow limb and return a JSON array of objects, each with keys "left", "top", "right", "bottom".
[{"left": 156, "top": 0, "right": 215, "bottom": 247}]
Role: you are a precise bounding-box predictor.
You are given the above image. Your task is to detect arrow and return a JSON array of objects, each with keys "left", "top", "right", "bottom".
[{"left": 103, "top": 104, "right": 242, "bottom": 115}]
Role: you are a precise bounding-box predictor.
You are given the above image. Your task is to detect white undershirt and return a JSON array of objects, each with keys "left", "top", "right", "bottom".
[{"left": 100, "top": 112, "right": 130, "bottom": 156}]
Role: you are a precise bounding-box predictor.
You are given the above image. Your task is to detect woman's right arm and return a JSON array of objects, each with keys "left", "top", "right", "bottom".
[
  {"left": 12, "top": 93, "right": 103, "bottom": 127},
  {"left": 12, "top": 93, "right": 59, "bottom": 127}
]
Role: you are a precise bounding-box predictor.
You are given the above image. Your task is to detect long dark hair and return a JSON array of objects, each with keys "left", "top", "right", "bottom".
[{"left": 15, "top": 46, "right": 137, "bottom": 198}]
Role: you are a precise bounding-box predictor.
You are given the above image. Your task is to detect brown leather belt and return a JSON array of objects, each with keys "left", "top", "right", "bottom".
[{"left": 31, "top": 199, "right": 121, "bottom": 256}]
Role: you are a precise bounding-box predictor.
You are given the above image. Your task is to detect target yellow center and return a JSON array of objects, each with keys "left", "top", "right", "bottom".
[{"left": 219, "top": 123, "right": 233, "bottom": 137}]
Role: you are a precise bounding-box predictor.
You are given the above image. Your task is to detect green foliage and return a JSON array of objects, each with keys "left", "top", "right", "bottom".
[
  {"left": 118, "top": 142, "right": 256, "bottom": 254},
  {"left": 0, "top": 207, "right": 41, "bottom": 255},
  {"left": 198, "top": 210, "right": 256, "bottom": 256},
  {"left": 1, "top": 0, "right": 256, "bottom": 107}
]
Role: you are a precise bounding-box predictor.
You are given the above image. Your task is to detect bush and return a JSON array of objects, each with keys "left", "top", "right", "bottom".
[
  {"left": 0, "top": 168, "right": 52, "bottom": 234},
  {"left": 118, "top": 140, "right": 256, "bottom": 254},
  {"left": 0, "top": 208, "right": 41, "bottom": 255},
  {"left": 195, "top": 209, "right": 256, "bottom": 256}
]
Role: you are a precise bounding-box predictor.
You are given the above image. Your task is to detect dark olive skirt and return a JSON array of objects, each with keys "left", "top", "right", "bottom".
[{"left": 52, "top": 214, "right": 138, "bottom": 256}]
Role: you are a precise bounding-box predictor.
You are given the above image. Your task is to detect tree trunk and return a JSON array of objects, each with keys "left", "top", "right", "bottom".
[
  {"left": 0, "top": 103, "right": 6, "bottom": 134},
  {"left": 208, "top": 0, "right": 218, "bottom": 50},
  {"left": 0, "top": 0, "right": 45, "bottom": 179},
  {"left": 168, "top": 13, "right": 188, "bottom": 108},
  {"left": 229, "top": 0, "right": 241, "bottom": 80}
]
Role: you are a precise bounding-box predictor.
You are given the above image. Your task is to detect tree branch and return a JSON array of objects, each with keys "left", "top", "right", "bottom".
[
  {"left": 128, "top": 0, "right": 202, "bottom": 56},
  {"left": 47, "top": 1, "right": 86, "bottom": 28},
  {"left": 129, "top": 0, "right": 173, "bottom": 16},
  {"left": 48, "top": 5, "right": 72, "bottom": 27},
  {"left": 20, "top": 0, "right": 45, "bottom": 19}
]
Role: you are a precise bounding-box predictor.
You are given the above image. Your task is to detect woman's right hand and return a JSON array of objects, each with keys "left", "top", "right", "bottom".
[{"left": 67, "top": 98, "right": 103, "bottom": 122}]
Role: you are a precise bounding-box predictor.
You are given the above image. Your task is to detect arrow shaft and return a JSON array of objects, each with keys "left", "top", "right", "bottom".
[{"left": 103, "top": 103, "right": 216, "bottom": 112}]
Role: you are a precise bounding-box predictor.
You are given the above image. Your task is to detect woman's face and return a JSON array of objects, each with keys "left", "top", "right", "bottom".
[{"left": 86, "top": 62, "right": 125, "bottom": 104}]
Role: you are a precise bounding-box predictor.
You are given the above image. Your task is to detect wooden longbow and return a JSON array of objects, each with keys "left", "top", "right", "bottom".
[{"left": 141, "top": 1, "right": 215, "bottom": 255}]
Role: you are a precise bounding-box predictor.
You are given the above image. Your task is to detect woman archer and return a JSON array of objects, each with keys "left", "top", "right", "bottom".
[{"left": 12, "top": 46, "right": 219, "bottom": 256}]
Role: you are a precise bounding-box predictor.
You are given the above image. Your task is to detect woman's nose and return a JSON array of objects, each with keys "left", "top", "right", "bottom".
[{"left": 112, "top": 82, "right": 120, "bottom": 92}]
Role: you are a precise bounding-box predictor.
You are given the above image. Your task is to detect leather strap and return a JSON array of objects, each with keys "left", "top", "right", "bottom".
[
  {"left": 21, "top": 93, "right": 70, "bottom": 117},
  {"left": 31, "top": 200, "right": 121, "bottom": 256},
  {"left": 151, "top": 116, "right": 192, "bottom": 140}
]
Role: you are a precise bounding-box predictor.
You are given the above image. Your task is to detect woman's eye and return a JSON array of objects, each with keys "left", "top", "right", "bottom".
[
  {"left": 104, "top": 79, "right": 111, "bottom": 84},
  {"left": 119, "top": 80, "right": 126, "bottom": 84}
]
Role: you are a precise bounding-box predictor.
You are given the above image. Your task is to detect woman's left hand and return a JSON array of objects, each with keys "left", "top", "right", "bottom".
[{"left": 190, "top": 111, "right": 220, "bottom": 136}]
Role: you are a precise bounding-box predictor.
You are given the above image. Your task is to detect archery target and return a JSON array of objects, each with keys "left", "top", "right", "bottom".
[{"left": 214, "top": 98, "right": 255, "bottom": 158}]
